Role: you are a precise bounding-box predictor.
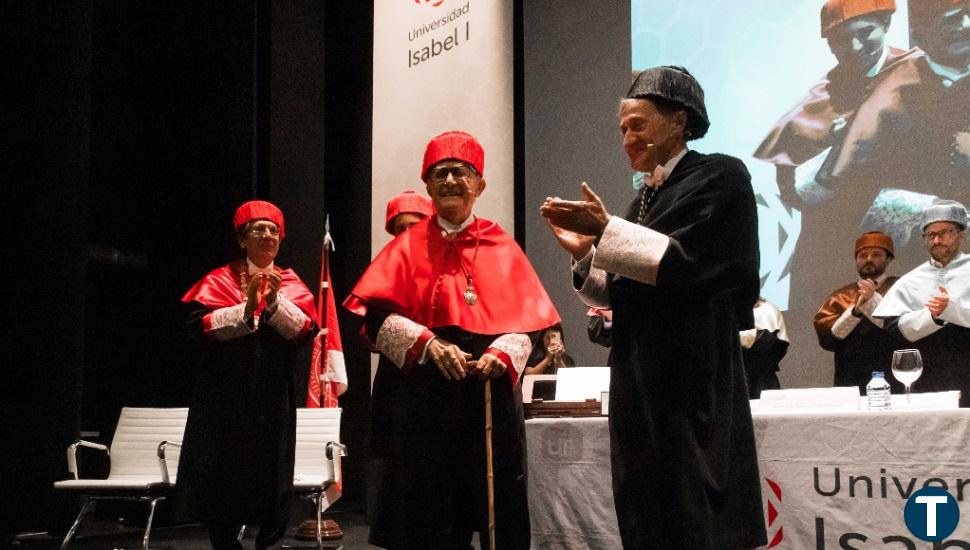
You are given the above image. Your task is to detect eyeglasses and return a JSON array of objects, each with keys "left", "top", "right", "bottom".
[
  {"left": 247, "top": 224, "right": 280, "bottom": 237},
  {"left": 922, "top": 228, "right": 960, "bottom": 242},
  {"left": 428, "top": 164, "right": 479, "bottom": 184}
]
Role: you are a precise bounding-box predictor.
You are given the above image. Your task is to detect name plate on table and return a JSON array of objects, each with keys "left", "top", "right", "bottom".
[
  {"left": 522, "top": 368, "right": 610, "bottom": 419},
  {"left": 752, "top": 386, "right": 861, "bottom": 414}
]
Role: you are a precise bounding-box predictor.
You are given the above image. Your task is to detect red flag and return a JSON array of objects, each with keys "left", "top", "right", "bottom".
[{"left": 307, "top": 231, "right": 347, "bottom": 408}]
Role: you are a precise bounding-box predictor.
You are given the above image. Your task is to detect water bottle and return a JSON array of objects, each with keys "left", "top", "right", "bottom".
[{"left": 866, "top": 371, "right": 892, "bottom": 411}]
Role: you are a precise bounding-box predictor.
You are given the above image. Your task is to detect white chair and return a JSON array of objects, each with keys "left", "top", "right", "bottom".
[
  {"left": 54, "top": 407, "right": 188, "bottom": 550},
  {"left": 284, "top": 407, "right": 346, "bottom": 550}
]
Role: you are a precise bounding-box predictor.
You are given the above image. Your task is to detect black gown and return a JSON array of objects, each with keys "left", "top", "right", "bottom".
[
  {"left": 177, "top": 305, "right": 312, "bottom": 525},
  {"left": 742, "top": 329, "right": 787, "bottom": 399},
  {"left": 366, "top": 320, "right": 532, "bottom": 550},
  {"left": 885, "top": 321, "right": 970, "bottom": 406},
  {"left": 595, "top": 151, "right": 767, "bottom": 549}
]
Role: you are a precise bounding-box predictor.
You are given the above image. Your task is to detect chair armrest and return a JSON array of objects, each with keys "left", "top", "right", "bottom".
[
  {"left": 157, "top": 440, "right": 182, "bottom": 484},
  {"left": 66, "top": 440, "right": 109, "bottom": 480},
  {"left": 325, "top": 441, "right": 347, "bottom": 484},
  {"left": 325, "top": 441, "right": 347, "bottom": 460}
]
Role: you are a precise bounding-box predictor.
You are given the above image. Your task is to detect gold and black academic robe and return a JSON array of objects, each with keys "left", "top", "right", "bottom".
[{"left": 814, "top": 277, "right": 904, "bottom": 393}]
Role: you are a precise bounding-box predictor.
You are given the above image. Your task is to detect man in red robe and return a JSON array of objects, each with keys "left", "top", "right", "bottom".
[
  {"left": 345, "top": 131, "right": 560, "bottom": 549},
  {"left": 179, "top": 200, "right": 317, "bottom": 550}
]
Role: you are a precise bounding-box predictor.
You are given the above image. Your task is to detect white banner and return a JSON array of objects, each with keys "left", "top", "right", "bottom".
[
  {"left": 527, "top": 410, "right": 970, "bottom": 549},
  {"left": 756, "top": 409, "right": 970, "bottom": 549},
  {"left": 372, "top": 0, "right": 514, "bottom": 255}
]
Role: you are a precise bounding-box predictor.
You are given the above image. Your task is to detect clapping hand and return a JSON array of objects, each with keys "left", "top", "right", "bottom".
[
  {"left": 856, "top": 278, "right": 876, "bottom": 304},
  {"left": 245, "top": 273, "right": 266, "bottom": 317},
  {"left": 540, "top": 183, "right": 611, "bottom": 259},
  {"left": 263, "top": 271, "right": 282, "bottom": 305},
  {"left": 927, "top": 286, "right": 949, "bottom": 318}
]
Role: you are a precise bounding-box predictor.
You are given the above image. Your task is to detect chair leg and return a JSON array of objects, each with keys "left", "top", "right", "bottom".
[
  {"left": 277, "top": 495, "right": 342, "bottom": 550},
  {"left": 60, "top": 498, "right": 94, "bottom": 550},
  {"left": 140, "top": 497, "right": 164, "bottom": 550},
  {"left": 316, "top": 494, "right": 323, "bottom": 549}
]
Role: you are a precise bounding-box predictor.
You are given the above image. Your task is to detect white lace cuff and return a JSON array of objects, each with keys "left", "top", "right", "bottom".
[
  {"left": 830, "top": 307, "right": 862, "bottom": 340},
  {"left": 266, "top": 295, "right": 310, "bottom": 340},
  {"left": 572, "top": 249, "right": 611, "bottom": 308},
  {"left": 488, "top": 333, "right": 532, "bottom": 376},
  {"left": 207, "top": 303, "right": 255, "bottom": 341},
  {"left": 376, "top": 314, "right": 427, "bottom": 368},
  {"left": 592, "top": 216, "right": 669, "bottom": 285}
]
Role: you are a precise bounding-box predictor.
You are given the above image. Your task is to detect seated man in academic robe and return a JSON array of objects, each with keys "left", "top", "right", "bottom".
[{"left": 874, "top": 200, "right": 970, "bottom": 404}]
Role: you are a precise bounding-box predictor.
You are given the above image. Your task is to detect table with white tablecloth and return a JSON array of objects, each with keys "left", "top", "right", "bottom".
[{"left": 526, "top": 409, "right": 970, "bottom": 549}]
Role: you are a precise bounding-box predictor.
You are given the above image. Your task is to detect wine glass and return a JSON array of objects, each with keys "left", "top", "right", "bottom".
[{"left": 892, "top": 349, "right": 923, "bottom": 405}]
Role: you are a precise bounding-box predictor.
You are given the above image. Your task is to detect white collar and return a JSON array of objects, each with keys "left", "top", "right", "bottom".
[
  {"left": 247, "top": 258, "right": 275, "bottom": 274},
  {"left": 866, "top": 47, "right": 890, "bottom": 78},
  {"left": 647, "top": 147, "right": 689, "bottom": 189},
  {"left": 930, "top": 251, "right": 967, "bottom": 269},
  {"left": 437, "top": 214, "right": 475, "bottom": 237}
]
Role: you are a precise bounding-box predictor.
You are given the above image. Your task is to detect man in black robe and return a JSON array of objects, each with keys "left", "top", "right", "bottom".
[
  {"left": 542, "top": 66, "right": 766, "bottom": 549},
  {"left": 740, "top": 298, "right": 789, "bottom": 399},
  {"left": 179, "top": 201, "right": 317, "bottom": 550}
]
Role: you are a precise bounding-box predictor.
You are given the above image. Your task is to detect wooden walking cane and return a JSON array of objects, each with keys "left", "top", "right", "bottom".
[{"left": 485, "top": 378, "right": 496, "bottom": 550}]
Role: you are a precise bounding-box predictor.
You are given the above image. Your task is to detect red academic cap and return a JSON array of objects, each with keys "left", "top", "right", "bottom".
[
  {"left": 821, "top": 0, "right": 895, "bottom": 37},
  {"left": 421, "top": 130, "right": 485, "bottom": 182},
  {"left": 233, "top": 200, "right": 285, "bottom": 238},
  {"left": 385, "top": 190, "right": 434, "bottom": 235}
]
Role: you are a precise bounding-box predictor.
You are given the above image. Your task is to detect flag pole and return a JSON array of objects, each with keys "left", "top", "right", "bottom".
[
  {"left": 296, "top": 216, "right": 344, "bottom": 542},
  {"left": 319, "top": 215, "right": 332, "bottom": 335}
]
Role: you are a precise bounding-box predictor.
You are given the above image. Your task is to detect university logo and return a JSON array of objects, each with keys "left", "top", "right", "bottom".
[
  {"left": 414, "top": 0, "right": 445, "bottom": 7},
  {"left": 904, "top": 487, "right": 960, "bottom": 541},
  {"left": 763, "top": 477, "right": 784, "bottom": 548}
]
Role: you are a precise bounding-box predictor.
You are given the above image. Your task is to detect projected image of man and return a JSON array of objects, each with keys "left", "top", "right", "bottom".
[{"left": 751, "top": 0, "right": 935, "bottom": 354}]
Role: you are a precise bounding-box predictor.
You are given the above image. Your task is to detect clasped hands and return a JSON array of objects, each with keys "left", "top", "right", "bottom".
[
  {"left": 426, "top": 337, "right": 506, "bottom": 381},
  {"left": 244, "top": 271, "right": 282, "bottom": 318},
  {"left": 539, "top": 182, "right": 612, "bottom": 261},
  {"left": 927, "top": 286, "right": 949, "bottom": 319},
  {"left": 852, "top": 278, "right": 877, "bottom": 315}
]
